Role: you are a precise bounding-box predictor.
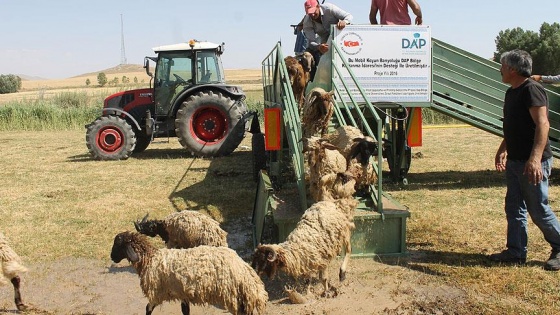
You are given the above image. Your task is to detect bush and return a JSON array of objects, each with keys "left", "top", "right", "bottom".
[
  {"left": 97, "top": 73, "right": 108, "bottom": 87},
  {"left": 0, "top": 92, "right": 102, "bottom": 131},
  {"left": 0, "top": 74, "right": 22, "bottom": 94}
]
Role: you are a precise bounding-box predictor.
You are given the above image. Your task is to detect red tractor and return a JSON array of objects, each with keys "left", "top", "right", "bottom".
[{"left": 86, "top": 39, "right": 249, "bottom": 160}]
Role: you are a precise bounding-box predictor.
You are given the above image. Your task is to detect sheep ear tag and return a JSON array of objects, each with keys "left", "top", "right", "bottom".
[{"left": 126, "top": 244, "right": 140, "bottom": 263}]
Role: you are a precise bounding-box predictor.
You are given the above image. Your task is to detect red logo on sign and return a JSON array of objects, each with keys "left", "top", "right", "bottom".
[{"left": 344, "top": 40, "right": 360, "bottom": 47}]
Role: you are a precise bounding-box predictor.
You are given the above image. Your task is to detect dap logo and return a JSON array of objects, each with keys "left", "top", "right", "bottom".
[
  {"left": 402, "top": 32, "right": 426, "bottom": 49},
  {"left": 339, "top": 32, "right": 363, "bottom": 55}
]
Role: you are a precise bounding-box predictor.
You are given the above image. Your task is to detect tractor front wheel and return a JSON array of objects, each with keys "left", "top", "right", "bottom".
[
  {"left": 85, "top": 116, "right": 136, "bottom": 160},
  {"left": 175, "top": 91, "right": 247, "bottom": 157}
]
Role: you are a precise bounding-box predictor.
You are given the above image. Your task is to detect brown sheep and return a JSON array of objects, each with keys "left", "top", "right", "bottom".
[
  {"left": 284, "top": 56, "right": 306, "bottom": 111},
  {"left": 301, "top": 87, "right": 335, "bottom": 138},
  {"left": 296, "top": 52, "right": 314, "bottom": 83}
]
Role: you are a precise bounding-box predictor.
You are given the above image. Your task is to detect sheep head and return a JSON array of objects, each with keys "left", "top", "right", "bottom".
[
  {"left": 349, "top": 137, "right": 379, "bottom": 166},
  {"left": 296, "top": 52, "right": 315, "bottom": 73},
  {"left": 134, "top": 213, "right": 169, "bottom": 242},
  {"left": 111, "top": 231, "right": 141, "bottom": 263},
  {"left": 251, "top": 245, "right": 284, "bottom": 279}
]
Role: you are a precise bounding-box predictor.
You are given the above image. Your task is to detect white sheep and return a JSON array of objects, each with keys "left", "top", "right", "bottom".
[
  {"left": 134, "top": 210, "right": 228, "bottom": 249},
  {"left": 251, "top": 200, "right": 354, "bottom": 296},
  {"left": 305, "top": 138, "right": 353, "bottom": 202},
  {"left": 323, "top": 126, "right": 378, "bottom": 192},
  {"left": 0, "top": 232, "right": 28, "bottom": 311},
  {"left": 111, "top": 231, "right": 268, "bottom": 315}
]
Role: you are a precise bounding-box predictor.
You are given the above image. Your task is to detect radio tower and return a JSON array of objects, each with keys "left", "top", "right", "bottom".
[{"left": 120, "top": 14, "right": 127, "bottom": 65}]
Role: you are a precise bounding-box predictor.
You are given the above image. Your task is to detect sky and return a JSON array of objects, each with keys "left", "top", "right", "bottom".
[{"left": 1, "top": 0, "right": 558, "bottom": 79}]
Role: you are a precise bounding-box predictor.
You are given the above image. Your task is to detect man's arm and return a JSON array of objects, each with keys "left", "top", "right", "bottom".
[
  {"left": 528, "top": 105, "right": 549, "bottom": 163},
  {"left": 525, "top": 105, "right": 549, "bottom": 184},
  {"left": 407, "top": 0, "right": 422, "bottom": 25},
  {"left": 369, "top": 0, "right": 379, "bottom": 24},
  {"left": 329, "top": 3, "right": 353, "bottom": 25}
]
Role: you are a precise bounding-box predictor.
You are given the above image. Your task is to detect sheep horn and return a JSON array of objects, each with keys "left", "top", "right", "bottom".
[{"left": 141, "top": 213, "right": 149, "bottom": 223}]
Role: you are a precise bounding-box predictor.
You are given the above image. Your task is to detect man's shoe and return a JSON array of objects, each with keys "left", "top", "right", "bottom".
[
  {"left": 544, "top": 250, "right": 560, "bottom": 271},
  {"left": 488, "top": 250, "right": 526, "bottom": 265}
]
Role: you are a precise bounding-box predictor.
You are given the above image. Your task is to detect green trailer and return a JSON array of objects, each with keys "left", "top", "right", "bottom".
[{"left": 251, "top": 25, "right": 560, "bottom": 259}]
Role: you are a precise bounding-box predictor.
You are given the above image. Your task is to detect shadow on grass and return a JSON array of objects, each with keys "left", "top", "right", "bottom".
[
  {"left": 384, "top": 166, "right": 560, "bottom": 191},
  {"left": 167, "top": 149, "right": 255, "bottom": 223},
  {"left": 383, "top": 169, "right": 505, "bottom": 190}
]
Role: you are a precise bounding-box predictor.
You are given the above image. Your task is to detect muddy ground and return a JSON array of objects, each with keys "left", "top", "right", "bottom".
[{"left": 0, "top": 217, "right": 467, "bottom": 315}]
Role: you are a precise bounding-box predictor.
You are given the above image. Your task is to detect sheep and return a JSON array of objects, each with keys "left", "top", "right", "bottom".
[
  {"left": 305, "top": 138, "right": 352, "bottom": 202},
  {"left": 0, "top": 232, "right": 28, "bottom": 311},
  {"left": 284, "top": 55, "right": 306, "bottom": 111},
  {"left": 134, "top": 210, "right": 228, "bottom": 249},
  {"left": 295, "top": 51, "right": 314, "bottom": 83},
  {"left": 251, "top": 200, "right": 354, "bottom": 297},
  {"left": 323, "top": 126, "right": 379, "bottom": 193},
  {"left": 301, "top": 87, "right": 335, "bottom": 138},
  {"left": 111, "top": 231, "right": 268, "bottom": 315}
]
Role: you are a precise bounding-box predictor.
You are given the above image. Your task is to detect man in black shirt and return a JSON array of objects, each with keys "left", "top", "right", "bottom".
[{"left": 490, "top": 49, "right": 560, "bottom": 271}]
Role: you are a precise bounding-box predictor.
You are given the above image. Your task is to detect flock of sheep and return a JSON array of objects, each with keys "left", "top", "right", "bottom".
[{"left": 0, "top": 53, "right": 380, "bottom": 315}]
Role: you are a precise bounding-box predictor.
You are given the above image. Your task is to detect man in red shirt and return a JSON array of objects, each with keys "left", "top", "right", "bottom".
[{"left": 369, "top": 0, "right": 422, "bottom": 25}]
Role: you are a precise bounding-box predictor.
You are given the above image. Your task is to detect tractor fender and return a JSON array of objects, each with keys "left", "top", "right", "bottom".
[
  {"left": 171, "top": 84, "right": 246, "bottom": 117},
  {"left": 99, "top": 108, "right": 142, "bottom": 131}
]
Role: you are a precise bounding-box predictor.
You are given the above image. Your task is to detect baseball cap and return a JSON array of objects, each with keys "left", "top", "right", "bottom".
[{"left": 304, "top": 0, "right": 318, "bottom": 14}]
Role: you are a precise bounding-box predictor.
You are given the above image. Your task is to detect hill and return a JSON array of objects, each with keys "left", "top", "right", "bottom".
[{"left": 73, "top": 64, "right": 145, "bottom": 78}]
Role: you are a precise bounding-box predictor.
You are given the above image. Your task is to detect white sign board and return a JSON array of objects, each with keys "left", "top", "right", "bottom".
[{"left": 333, "top": 25, "right": 432, "bottom": 103}]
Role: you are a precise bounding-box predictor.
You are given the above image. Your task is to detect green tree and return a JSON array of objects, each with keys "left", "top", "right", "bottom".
[
  {"left": 97, "top": 72, "right": 108, "bottom": 87},
  {"left": 494, "top": 22, "right": 560, "bottom": 75},
  {"left": 85, "top": 78, "right": 91, "bottom": 86},
  {"left": 0, "top": 74, "right": 22, "bottom": 94},
  {"left": 122, "top": 76, "right": 129, "bottom": 84}
]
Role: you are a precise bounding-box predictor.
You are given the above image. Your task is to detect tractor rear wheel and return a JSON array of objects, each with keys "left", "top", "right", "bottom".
[
  {"left": 175, "top": 91, "right": 247, "bottom": 157},
  {"left": 85, "top": 116, "right": 136, "bottom": 160}
]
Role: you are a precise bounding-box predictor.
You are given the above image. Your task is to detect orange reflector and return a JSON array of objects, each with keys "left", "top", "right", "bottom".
[
  {"left": 407, "top": 107, "right": 422, "bottom": 147},
  {"left": 264, "top": 108, "right": 282, "bottom": 150}
]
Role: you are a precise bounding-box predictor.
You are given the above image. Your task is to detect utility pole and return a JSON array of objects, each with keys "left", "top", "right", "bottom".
[{"left": 120, "top": 14, "right": 127, "bottom": 65}]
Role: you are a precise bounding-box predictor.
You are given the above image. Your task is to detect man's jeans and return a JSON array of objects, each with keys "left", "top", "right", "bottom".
[{"left": 505, "top": 158, "right": 560, "bottom": 258}]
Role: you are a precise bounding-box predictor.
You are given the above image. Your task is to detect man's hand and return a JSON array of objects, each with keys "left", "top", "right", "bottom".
[
  {"left": 336, "top": 20, "right": 347, "bottom": 30},
  {"left": 524, "top": 159, "right": 544, "bottom": 185},
  {"left": 318, "top": 43, "right": 329, "bottom": 54}
]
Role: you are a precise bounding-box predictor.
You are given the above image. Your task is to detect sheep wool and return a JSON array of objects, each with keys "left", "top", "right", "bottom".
[
  {"left": 253, "top": 201, "right": 354, "bottom": 294},
  {"left": 164, "top": 211, "right": 228, "bottom": 248},
  {"left": 301, "top": 87, "right": 335, "bottom": 138},
  {"left": 135, "top": 210, "right": 228, "bottom": 249},
  {"left": 0, "top": 233, "right": 27, "bottom": 286},
  {"left": 112, "top": 232, "right": 267, "bottom": 315}
]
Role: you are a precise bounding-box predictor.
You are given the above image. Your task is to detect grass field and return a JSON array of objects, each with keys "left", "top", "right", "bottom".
[
  {"left": 1, "top": 126, "right": 559, "bottom": 313},
  {"left": 1, "top": 69, "right": 559, "bottom": 314}
]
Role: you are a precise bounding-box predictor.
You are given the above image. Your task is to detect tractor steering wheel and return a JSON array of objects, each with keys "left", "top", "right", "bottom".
[{"left": 173, "top": 73, "right": 190, "bottom": 85}]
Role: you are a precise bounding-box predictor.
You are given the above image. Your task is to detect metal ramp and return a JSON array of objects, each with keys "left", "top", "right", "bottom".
[
  {"left": 432, "top": 38, "right": 560, "bottom": 156},
  {"left": 252, "top": 42, "right": 409, "bottom": 258}
]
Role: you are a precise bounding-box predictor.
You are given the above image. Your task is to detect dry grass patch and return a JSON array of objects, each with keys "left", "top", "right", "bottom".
[{"left": 2, "top": 126, "right": 560, "bottom": 314}]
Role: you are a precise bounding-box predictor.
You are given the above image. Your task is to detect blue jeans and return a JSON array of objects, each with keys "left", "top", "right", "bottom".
[{"left": 505, "top": 158, "right": 560, "bottom": 258}]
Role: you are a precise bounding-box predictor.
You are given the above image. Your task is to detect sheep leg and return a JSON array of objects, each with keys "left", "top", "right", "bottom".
[
  {"left": 339, "top": 237, "right": 352, "bottom": 282},
  {"left": 180, "top": 301, "right": 190, "bottom": 315},
  {"left": 145, "top": 303, "right": 157, "bottom": 315},
  {"left": 10, "top": 276, "right": 27, "bottom": 311}
]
